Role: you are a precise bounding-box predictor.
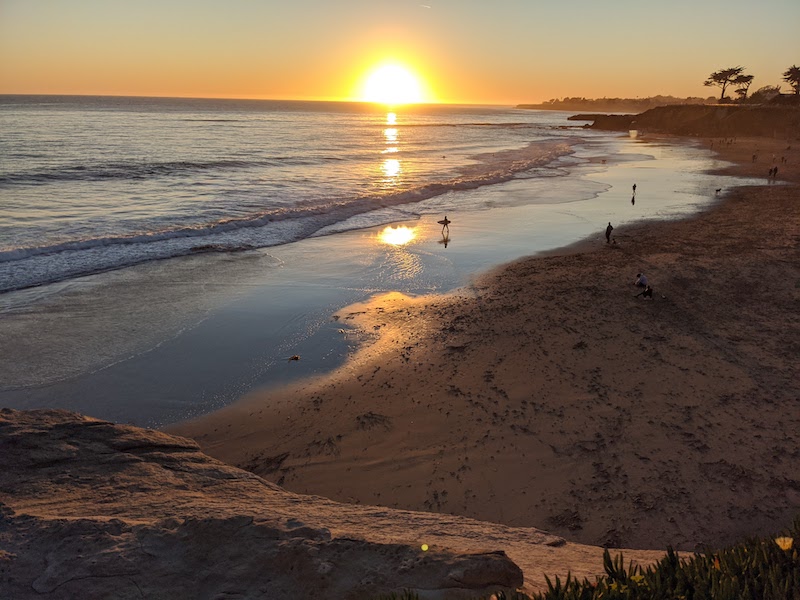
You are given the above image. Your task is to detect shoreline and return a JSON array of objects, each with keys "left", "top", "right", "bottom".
[
  {"left": 170, "top": 135, "right": 800, "bottom": 556},
  {"left": 1, "top": 132, "right": 748, "bottom": 428}
]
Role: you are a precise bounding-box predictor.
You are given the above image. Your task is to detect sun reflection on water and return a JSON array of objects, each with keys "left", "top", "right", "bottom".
[
  {"left": 382, "top": 158, "right": 401, "bottom": 178},
  {"left": 384, "top": 128, "right": 398, "bottom": 143},
  {"left": 378, "top": 112, "right": 401, "bottom": 186}
]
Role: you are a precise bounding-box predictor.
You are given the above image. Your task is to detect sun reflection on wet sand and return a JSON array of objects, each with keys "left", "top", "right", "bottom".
[
  {"left": 378, "top": 225, "right": 417, "bottom": 246},
  {"left": 376, "top": 225, "right": 422, "bottom": 279}
]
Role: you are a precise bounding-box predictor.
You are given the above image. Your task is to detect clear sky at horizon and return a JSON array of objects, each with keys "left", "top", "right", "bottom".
[{"left": 1, "top": 0, "right": 798, "bottom": 105}]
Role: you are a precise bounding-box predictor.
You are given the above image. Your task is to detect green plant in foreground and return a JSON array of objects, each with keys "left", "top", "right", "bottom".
[{"left": 533, "top": 515, "right": 800, "bottom": 600}]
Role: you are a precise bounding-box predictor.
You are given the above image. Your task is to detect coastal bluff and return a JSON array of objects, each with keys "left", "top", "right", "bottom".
[
  {"left": 572, "top": 104, "right": 800, "bottom": 138},
  {"left": 0, "top": 409, "right": 663, "bottom": 598},
  {"left": 0, "top": 409, "right": 522, "bottom": 599}
]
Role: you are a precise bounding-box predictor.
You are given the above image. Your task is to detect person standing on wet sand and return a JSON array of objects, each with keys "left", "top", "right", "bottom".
[
  {"left": 632, "top": 183, "right": 637, "bottom": 194},
  {"left": 606, "top": 222, "right": 613, "bottom": 244}
]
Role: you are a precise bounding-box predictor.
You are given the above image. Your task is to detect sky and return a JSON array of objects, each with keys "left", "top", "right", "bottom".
[{"left": 1, "top": 0, "right": 798, "bottom": 105}]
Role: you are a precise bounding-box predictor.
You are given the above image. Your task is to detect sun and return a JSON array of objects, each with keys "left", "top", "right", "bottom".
[{"left": 361, "top": 64, "right": 424, "bottom": 105}]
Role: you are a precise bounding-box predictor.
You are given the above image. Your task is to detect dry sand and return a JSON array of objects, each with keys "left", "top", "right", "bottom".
[{"left": 171, "top": 136, "right": 800, "bottom": 557}]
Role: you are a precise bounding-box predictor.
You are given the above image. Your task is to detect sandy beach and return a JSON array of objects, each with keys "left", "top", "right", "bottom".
[{"left": 171, "top": 134, "right": 799, "bottom": 558}]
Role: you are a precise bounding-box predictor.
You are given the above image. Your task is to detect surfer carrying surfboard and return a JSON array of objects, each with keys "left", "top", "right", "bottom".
[{"left": 438, "top": 215, "right": 451, "bottom": 234}]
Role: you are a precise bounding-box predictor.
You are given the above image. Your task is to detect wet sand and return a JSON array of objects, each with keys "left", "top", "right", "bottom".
[{"left": 172, "top": 135, "right": 800, "bottom": 553}]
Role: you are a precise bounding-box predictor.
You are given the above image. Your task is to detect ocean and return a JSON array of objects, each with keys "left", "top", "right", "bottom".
[
  {"left": 0, "top": 96, "right": 591, "bottom": 293},
  {"left": 0, "top": 95, "right": 757, "bottom": 426}
]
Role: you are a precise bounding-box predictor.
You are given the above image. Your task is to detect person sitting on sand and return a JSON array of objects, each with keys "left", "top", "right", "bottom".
[
  {"left": 635, "top": 285, "right": 653, "bottom": 300},
  {"left": 634, "top": 273, "right": 648, "bottom": 287}
]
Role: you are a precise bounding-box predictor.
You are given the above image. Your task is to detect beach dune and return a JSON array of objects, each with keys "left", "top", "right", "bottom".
[{"left": 172, "top": 137, "right": 800, "bottom": 553}]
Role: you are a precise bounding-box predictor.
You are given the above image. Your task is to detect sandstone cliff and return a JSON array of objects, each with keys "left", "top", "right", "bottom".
[{"left": 583, "top": 104, "right": 800, "bottom": 138}]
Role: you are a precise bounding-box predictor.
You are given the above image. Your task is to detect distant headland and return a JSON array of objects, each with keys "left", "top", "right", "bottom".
[
  {"left": 569, "top": 103, "right": 800, "bottom": 138},
  {"left": 517, "top": 96, "right": 715, "bottom": 113}
]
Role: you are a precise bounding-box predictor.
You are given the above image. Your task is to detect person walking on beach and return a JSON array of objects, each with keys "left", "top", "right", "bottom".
[
  {"left": 605, "top": 222, "right": 613, "bottom": 244},
  {"left": 632, "top": 183, "right": 637, "bottom": 194}
]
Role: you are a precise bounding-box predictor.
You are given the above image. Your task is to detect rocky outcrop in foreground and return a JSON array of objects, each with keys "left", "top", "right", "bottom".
[{"left": 0, "top": 408, "right": 599, "bottom": 599}]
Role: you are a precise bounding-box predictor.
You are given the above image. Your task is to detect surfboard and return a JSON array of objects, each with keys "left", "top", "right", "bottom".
[{"left": 437, "top": 217, "right": 451, "bottom": 226}]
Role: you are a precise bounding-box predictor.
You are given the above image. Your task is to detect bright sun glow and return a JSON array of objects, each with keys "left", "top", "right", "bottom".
[
  {"left": 379, "top": 225, "right": 417, "bottom": 246},
  {"left": 362, "top": 65, "right": 423, "bottom": 105}
]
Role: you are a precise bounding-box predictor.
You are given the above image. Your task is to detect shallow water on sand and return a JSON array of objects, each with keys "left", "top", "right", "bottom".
[{"left": 0, "top": 135, "right": 764, "bottom": 427}]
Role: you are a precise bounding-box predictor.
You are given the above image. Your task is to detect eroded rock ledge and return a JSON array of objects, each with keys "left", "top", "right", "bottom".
[{"left": 0, "top": 409, "right": 539, "bottom": 599}]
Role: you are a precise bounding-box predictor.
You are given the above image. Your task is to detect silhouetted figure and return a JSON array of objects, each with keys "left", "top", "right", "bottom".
[
  {"left": 632, "top": 183, "right": 637, "bottom": 194},
  {"left": 437, "top": 215, "right": 451, "bottom": 234},
  {"left": 605, "top": 222, "right": 613, "bottom": 244},
  {"left": 715, "top": 188, "right": 722, "bottom": 195}
]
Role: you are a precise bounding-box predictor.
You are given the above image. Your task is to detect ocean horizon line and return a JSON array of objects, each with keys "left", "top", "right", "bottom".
[{"left": 0, "top": 93, "right": 517, "bottom": 110}]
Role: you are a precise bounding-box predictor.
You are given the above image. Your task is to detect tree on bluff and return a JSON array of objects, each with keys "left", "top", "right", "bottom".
[
  {"left": 704, "top": 67, "right": 746, "bottom": 101},
  {"left": 733, "top": 74, "right": 755, "bottom": 100},
  {"left": 783, "top": 65, "right": 800, "bottom": 95}
]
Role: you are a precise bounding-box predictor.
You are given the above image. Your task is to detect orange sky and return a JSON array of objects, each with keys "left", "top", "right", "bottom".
[{"left": 1, "top": 0, "right": 798, "bottom": 104}]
